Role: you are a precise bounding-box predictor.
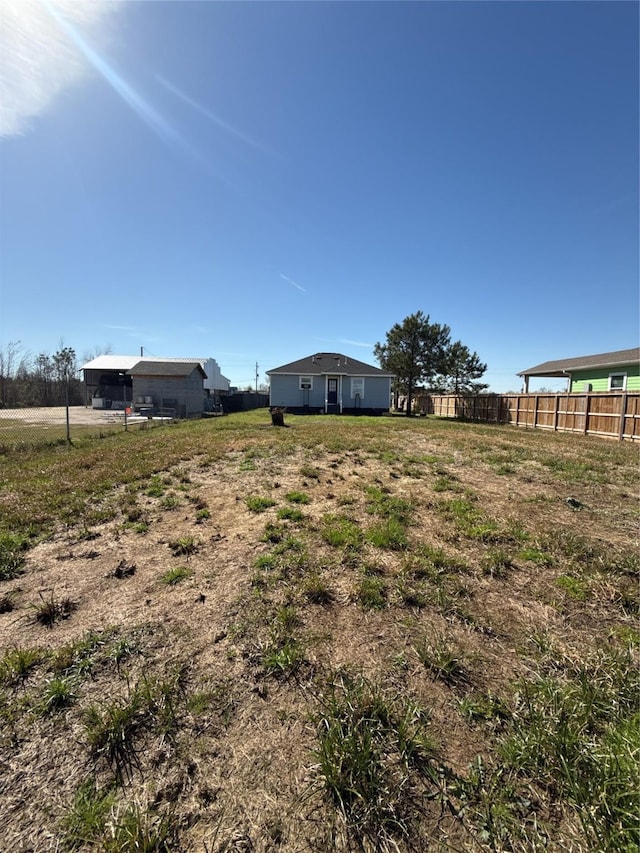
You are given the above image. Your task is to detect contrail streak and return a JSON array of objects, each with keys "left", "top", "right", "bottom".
[
  {"left": 156, "top": 74, "right": 272, "bottom": 156},
  {"left": 280, "top": 273, "right": 306, "bottom": 293}
]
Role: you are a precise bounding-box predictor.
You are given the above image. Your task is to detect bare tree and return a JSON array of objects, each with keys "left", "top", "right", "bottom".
[
  {"left": 82, "top": 343, "right": 113, "bottom": 363},
  {"left": 0, "top": 340, "right": 23, "bottom": 407}
]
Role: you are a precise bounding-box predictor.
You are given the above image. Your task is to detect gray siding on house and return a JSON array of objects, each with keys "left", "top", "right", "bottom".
[
  {"left": 268, "top": 352, "right": 393, "bottom": 414},
  {"left": 269, "top": 373, "right": 391, "bottom": 412},
  {"left": 270, "top": 375, "right": 325, "bottom": 409},
  {"left": 344, "top": 375, "right": 391, "bottom": 409}
]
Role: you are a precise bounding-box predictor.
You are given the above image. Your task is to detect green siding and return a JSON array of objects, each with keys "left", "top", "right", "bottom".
[{"left": 570, "top": 363, "right": 640, "bottom": 393}]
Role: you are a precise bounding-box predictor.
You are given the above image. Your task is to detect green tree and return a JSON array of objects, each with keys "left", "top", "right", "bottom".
[
  {"left": 374, "top": 311, "right": 451, "bottom": 416},
  {"left": 430, "top": 341, "right": 488, "bottom": 395},
  {"left": 52, "top": 346, "right": 76, "bottom": 383}
]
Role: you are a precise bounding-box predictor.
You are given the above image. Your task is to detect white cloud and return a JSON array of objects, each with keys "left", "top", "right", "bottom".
[{"left": 0, "top": 0, "right": 120, "bottom": 138}]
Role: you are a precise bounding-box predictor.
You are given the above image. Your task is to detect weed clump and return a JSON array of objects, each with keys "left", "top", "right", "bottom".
[
  {"left": 355, "top": 575, "right": 387, "bottom": 610},
  {"left": 320, "top": 514, "right": 362, "bottom": 549},
  {"left": 161, "top": 566, "right": 192, "bottom": 586},
  {"left": 314, "top": 671, "right": 437, "bottom": 848},
  {"left": 168, "top": 535, "right": 199, "bottom": 557},
  {"left": 0, "top": 647, "right": 42, "bottom": 685},
  {"left": 286, "top": 491, "right": 311, "bottom": 504},
  {"left": 40, "top": 676, "right": 76, "bottom": 714},
  {"left": 0, "top": 533, "right": 27, "bottom": 581},
  {"left": 416, "top": 634, "right": 469, "bottom": 687},
  {"left": 32, "top": 593, "right": 77, "bottom": 627},
  {"left": 303, "top": 571, "right": 334, "bottom": 605},
  {"left": 498, "top": 646, "right": 640, "bottom": 850},
  {"left": 245, "top": 495, "right": 277, "bottom": 513}
]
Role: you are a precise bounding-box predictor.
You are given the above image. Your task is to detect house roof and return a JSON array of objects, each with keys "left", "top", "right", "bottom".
[
  {"left": 267, "top": 353, "right": 393, "bottom": 378},
  {"left": 82, "top": 355, "right": 210, "bottom": 379},
  {"left": 81, "top": 355, "right": 141, "bottom": 372},
  {"left": 128, "top": 360, "right": 206, "bottom": 378},
  {"left": 518, "top": 347, "right": 640, "bottom": 378}
]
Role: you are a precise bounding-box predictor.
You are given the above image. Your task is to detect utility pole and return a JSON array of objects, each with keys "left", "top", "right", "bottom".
[{"left": 255, "top": 362, "right": 259, "bottom": 392}]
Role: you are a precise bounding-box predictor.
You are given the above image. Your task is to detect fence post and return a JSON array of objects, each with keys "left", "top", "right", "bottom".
[
  {"left": 65, "top": 375, "right": 71, "bottom": 444},
  {"left": 618, "top": 393, "right": 627, "bottom": 441},
  {"left": 553, "top": 395, "right": 560, "bottom": 432},
  {"left": 583, "top": 394, "right": 590, "bottom": 435}
]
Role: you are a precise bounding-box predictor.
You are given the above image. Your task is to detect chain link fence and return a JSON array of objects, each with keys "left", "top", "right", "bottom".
[{"left": 0, "top": 404, "right": 174, "bottom": 451}]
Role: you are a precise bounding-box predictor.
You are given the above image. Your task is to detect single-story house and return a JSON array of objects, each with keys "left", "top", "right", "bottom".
[
  {"left": 81, "top": 355, "right": 213, "bottom": 418},
  {"left": 267, "top": 352, "right": 393, "bottom": 415},
  {"left": 128, "top": 360, "right": 207, "bottom": 419},
  {"left": 518, "top": 347, "right": 640, "bottom": 393}
]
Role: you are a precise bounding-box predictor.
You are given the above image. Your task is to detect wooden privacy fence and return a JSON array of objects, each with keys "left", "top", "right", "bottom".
[{"left": 419, "top": 392, "right": 640, "bottom": 442}]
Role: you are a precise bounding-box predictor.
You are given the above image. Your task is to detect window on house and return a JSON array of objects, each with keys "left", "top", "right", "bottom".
[
  {"left": 608, "top": 373, "right": 626, "bottom": 391},
  {"left": 299, "top": 376, "right": 313, "bottom": 390},
  {"left": 351, "top": 377, "right": 365, "bottom": 398}
]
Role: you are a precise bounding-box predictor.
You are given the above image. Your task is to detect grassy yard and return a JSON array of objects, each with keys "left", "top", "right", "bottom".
[{"left": 0, "top": 411, "right": 638, "bottom": 852}]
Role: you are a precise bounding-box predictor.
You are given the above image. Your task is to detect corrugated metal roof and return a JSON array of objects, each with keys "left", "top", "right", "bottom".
[
  {"left": 518, "top": 347, "right": 640, "bottom": 377},
  {"left": 81, "top": 355, "right": 141, "bottom": 371},
  {"left": 267, "top": 352, "right": 393, "bottom": 378},
  {"left": 81, "top": 355, "right": 216, "bottom": 379}
]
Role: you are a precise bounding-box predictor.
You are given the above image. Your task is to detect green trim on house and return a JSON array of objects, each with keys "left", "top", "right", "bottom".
[{"left": 569, "top": 364, "right": 640, "bottom": 393}]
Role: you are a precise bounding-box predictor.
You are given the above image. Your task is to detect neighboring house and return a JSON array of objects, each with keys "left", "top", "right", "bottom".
[
  {"left": 518, "top": 348, "right": 640, "bottom": 393},
  {"left": 267, "top": 352, "right": 393, "bottom": 414},
  {"left": 128, "top": 360, "right": 207, "bottom": 419},
  {"left": 81, "top": 355, "right": 219, "bottom": 418},
  {"left": 82, "top": 355, "right": 140, "bottom": 408},
  {"left": 155, "top": 357, "right": 230, "bottom": 396}
]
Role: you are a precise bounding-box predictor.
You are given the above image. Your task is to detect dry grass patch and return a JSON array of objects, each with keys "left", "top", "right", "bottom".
[{"left": 0, "top": 412, "right": 637, "bottom": 851}]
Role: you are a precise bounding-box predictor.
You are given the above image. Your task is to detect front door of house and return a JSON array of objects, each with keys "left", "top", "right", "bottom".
[{"left": 327, "top": 377, "right": 339, "bottom": 412}]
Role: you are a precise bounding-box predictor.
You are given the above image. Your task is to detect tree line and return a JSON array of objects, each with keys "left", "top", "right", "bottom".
[
  {"left": 374, "top": 311, "right": 488, "bottom": 415},
  {"left": 0, "top": 342, "right": 104, "bottom": 408}
]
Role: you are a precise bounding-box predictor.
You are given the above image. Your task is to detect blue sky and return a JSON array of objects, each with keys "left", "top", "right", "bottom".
[{"left": 1, "top": 1, "right": 638, "bottom": 391}]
